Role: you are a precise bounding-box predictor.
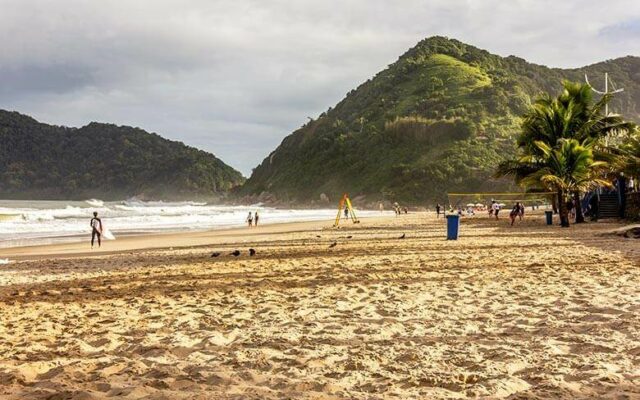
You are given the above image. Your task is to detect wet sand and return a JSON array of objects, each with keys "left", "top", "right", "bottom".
[{"left": 0, "top": 212, "right": 639, "bottom": 399}]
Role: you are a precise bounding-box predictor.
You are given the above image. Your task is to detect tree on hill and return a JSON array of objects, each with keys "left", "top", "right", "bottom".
[
  {"left": 498, "top": 81, "right": 636, "bottom": 225},
  {"left": 240, "top": 37, "right": 640, "bottom": 206},
  {"left": 0, "top": 111, "right": 245, "bottom": 200}
]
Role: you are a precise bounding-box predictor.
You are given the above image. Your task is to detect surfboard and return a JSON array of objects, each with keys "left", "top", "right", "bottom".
[{"left": 102, "top": 228, "right": 116, "bottom": 240}]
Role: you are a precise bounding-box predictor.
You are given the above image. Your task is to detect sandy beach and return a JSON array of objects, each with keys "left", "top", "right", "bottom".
[{"left": 0, "top": 212, "right": 639, "bottom": 399}]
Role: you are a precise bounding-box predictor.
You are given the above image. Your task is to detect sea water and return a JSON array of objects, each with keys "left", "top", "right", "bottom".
[{"left": 0, "top": 199, "right": 387, "bottom": 248}]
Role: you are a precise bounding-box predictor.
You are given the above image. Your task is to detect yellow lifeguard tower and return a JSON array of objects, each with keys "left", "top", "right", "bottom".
[{"left": 334, "top": 193, "right": 360, "bottom": 227}]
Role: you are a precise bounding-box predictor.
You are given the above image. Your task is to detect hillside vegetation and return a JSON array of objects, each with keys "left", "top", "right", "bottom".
[
  {"left": 0, "top": 111, "right": 245, "bottom": 200},
  {"left": 240, "top": 36, "right": 640, "bottom": 205}
]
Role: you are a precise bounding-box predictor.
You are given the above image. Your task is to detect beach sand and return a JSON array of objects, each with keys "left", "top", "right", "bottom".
[{"left": 0, "top": 212, "right": 639, "bottom": 399}]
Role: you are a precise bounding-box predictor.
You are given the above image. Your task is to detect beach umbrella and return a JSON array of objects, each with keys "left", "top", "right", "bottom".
[
  {"left": 466, "top": 203, "right": 475, "bottom": 207},
  {"left": 475, "top": 203, "right": 484, "bottom": 207}
]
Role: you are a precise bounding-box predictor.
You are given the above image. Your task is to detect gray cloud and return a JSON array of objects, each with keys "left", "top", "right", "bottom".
[
  {"left": 600, "top": 18, "right": 640, "bottom": 41},
  {"left": 1, "top": 0, "right": 639, "bottom": 175}
]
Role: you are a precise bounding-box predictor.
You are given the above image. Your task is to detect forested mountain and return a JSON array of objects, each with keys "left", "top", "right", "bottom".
[
  {"left": 0, "top": 111, "right": 244, "bottom": 200},
  {"left": 240, "top": 36, "right": 640, "bottom": 205}
]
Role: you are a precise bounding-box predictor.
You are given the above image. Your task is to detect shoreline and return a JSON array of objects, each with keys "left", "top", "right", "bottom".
[{"left": 0, "top": 215, "right": 393, "bottom": 260}]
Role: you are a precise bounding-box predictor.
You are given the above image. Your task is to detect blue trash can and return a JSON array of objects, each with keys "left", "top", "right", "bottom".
[
  {"left": 446, "top": 215, "right": 460, "bottom": 240},
  {"left": 545, "top": 211, "right": 553, "bottom": 225}
]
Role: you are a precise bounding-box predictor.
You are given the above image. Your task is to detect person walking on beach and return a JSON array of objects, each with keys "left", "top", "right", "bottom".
[
  {"left": 90, "top": 211, "right": 103, "bottom": 248},
  {"left": 509, "top": 202, "right": 521, "bottom": 226},
  {"left": 491, "top": 201, "right": 500, "bottom": 220},
  {"left": 254, "top": 211, "right": 260, "bottom": 226},
  {"left": 436, "top": 203, "right": 441, "bottom": 218},
  {"left": 246, "top": 212, "right": 253, "bottom": 227}
]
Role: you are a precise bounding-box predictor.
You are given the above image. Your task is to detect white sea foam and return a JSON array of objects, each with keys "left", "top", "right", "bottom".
[
  {"left": 0, "top": 199, "right": 389, "bottom": 248},
  {"left": 85, "top": 199, "right": 104, "bottom": 207}
]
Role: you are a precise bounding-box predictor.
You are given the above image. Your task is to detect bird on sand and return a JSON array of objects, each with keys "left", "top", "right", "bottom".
[
  {"left": 399, "top": 233, "right": 406, "bottom": 239},
  {"left": 231, "top": 250, "right": 241, "bottom": 256},
  {"left": 211, "top": 252, "right": 221, "bottom": 258},
  {"left": 329, "top": 241, "right": 337, "bottom": 248},
  {"left": 249, "top": 248, "right": 256, "bottom": 256}
]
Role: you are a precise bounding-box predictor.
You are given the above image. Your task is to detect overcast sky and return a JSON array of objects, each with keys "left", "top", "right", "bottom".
[{"left": 1, "top": 0, "right": 639, "bottom": 175}]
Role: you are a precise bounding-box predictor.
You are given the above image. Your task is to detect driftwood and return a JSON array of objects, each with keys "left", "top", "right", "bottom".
[{"left": 604, "top": 225, "right": 640, "bottom": 239}]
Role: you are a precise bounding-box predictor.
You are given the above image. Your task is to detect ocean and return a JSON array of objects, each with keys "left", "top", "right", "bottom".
[{"left": 0, "top": 199, "right": 387, "bottom": 248}]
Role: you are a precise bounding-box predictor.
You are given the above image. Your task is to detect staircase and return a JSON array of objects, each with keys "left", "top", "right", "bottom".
[{"left": 598, "top": 194, "right": 620, "bottom": 219}]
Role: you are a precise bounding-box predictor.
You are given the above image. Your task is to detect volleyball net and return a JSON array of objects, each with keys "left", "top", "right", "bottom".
[{"left": 446, "top": 192, "right": 556, "bottom": 209}]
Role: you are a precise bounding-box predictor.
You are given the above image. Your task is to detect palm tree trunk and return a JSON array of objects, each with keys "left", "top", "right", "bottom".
[
  {"left": 558, "top": 189, "right": 570, "bottom": 227},
  {"left": 574, "top": 191, "right": 585, "bottom": 223}
]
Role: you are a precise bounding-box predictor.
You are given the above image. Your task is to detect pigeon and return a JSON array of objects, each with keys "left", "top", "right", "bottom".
[
  {"left": 249, "top": 248, "right": 256, "bottom": 256},
  {"left": 231, "top": 250, "right": 241, "bottom": 257},
  {"left": 210, "top": 252, "right": 221, "bottom": 258},
  {"left": 328, "top": 241, "right": 337, "bottom": 248},
  {"left": 399, "top": 233, "right": 406, "bottom": 239}
]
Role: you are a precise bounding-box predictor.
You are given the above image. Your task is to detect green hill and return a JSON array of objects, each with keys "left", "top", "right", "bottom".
[
  {"left": 0, "top": 110, "right": 245, "bottom": 200},
  {"left": 240, "top": 36, "right": 640, "bottom": 205}
]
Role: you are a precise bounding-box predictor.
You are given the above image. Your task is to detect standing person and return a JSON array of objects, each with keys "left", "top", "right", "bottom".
[
  {"left": 436, "top": 203, "right": 441, "bottom": 218},
  {"left": 344, "top": 207, "right": 349, "bottom": 219},
  {"left": 254, "top": 211, "right": 260, "bottom": 226},
  {"left": 567, "top": 199, "right": 575, "bottom": 220},
  {"left": 629, "top": 176, "right": 635, "bottom": 192},
  {"left": 589, "top": 194, "right": 599, "bottom": 221},
  {"left": 519, "top": 202, "right": 525, "bottom": 221},
  {"left": 379, "top": 202, "right": 384, "bottom": 213},
  {"left": 491, "top": 201, "right": 500, "bottom": 220},
  {"left": 90, "top": 212, "right": 102, "bottom": 248},
  {"left": 246, "top": 212, "right": 253, "bottom": 227},
  {"left": 509, "top": 202, "right": 520, "bottom": 226}
]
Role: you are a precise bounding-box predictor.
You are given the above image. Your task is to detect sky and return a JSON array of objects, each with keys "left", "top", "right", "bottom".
[{"left": 1, "top": 0, "right": 639, "bottom": 176}]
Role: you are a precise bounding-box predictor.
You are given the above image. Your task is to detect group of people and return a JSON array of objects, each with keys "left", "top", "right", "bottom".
[
  {"left": 435, "top": 200, "right": 526, "bottom": 225},
  {"left": 392, "top": 202, "right": 408, "bottom": 216},
  {"left": 246, "top": 211, "right": 260, "bottom": 227},
  {"left": 491, "top": 201, "right": 526, "bottom": 225},
  {"left": 613, "top": 174, "right": 637, "bottom": 193}
]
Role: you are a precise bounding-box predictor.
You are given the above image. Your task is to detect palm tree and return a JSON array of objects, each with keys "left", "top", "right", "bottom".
[
  {"left": 518, "top": 139, "right": 610, "bottom": 227},
  {"left": 517, "top": 81, "right": 635, "bottom": 154},
  {"left": 619, "top": 134, "right": 640, "bottom": 176},
  {"left": 498, "top": 81, "right": 635, "bottom": 224}
]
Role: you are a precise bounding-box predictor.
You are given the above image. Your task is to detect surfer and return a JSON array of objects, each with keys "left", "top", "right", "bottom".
[
  {"left": 254, "top": 211, "right": 260, "bottom": 226},
  {"left": 90, "top": 211, "right": 103, "bottom": 248}
]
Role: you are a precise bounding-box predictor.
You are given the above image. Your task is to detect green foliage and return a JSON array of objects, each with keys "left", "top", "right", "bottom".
[
  {"left": 517, "top": 81, "right": 636, "bottom": 156},
  {"left": 520, "top": 139, "right": 610, "bottom": 193},
  {"left": 498, "top": 80, "right": 637, "bottom": 226},
  {"left": 241, "top": 36, "right": 640, "bottom": 204},
  {"left": 620, "top": 133, "right": 640, "bottom": 176},
  {"left": 0, "top": 111, "right": 245, "bottom": 200}
]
